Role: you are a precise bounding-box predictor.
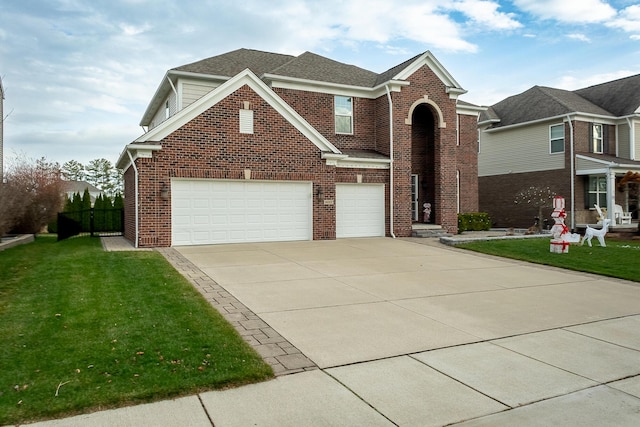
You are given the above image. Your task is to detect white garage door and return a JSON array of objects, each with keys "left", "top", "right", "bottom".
[
  {"left": 171, "top": 179, "right": 312, "bottom": 246},
  {"left": 336, "top": 184, "right": 385, "bottom": 238}
]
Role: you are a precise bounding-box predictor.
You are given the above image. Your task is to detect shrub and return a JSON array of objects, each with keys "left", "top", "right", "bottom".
[{"left": 458, "top": 212, "right": 491, "bottom": 233}]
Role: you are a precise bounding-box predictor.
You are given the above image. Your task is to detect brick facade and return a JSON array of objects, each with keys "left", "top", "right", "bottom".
[
  {"left": 479, "top": 170, "right": 571, "bottom": 229},
  {"left": 123, "top": 61, "right": 478, "bottom": 247}
]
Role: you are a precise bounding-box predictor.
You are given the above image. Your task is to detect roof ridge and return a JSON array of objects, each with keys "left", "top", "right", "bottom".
[{"left": 536, "top": 85, "right": 579, "bottom": 111}]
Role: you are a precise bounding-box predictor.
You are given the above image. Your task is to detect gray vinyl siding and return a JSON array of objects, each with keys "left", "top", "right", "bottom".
[
  {"left": 149, "top": 92, "right": 177, "bottom": 130},
  {"left": 479, "top": 122, "right": 565, "bottom": 177},
  {"left": 576, "top": 156, "right": 607, "bottom": 172},
  {"left": 618, "top": 123, "right": 630, "bottom": 159},
  {"left": 181, "top": 81, "right": 218, "bottom": 108}
]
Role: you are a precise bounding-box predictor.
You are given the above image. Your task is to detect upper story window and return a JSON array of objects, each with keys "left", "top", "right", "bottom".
[
  {"left": 334, "top": 96, "right": 353, "bottom": 134},
  {"left": 591, "top": 123, "right": 603, "bottom": 153},
  {"left": 165, "top": 101, "right": 170, "bottom": 120},
  {"left": 549, "top": 124, "right": 564, "bottom": 153}
]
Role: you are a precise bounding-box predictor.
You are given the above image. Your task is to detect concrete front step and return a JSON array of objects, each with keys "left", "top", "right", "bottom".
[{"left": 411, "top": 226, "right": 451, "bottom": 238}]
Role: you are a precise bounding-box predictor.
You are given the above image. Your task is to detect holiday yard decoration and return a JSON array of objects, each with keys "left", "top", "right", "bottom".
[{"left": 549, "top": 196, "right": 580, "bottom": 253}]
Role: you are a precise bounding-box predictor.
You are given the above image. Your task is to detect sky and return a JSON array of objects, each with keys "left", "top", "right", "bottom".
[{"left": 2, "top": 0, "right": 640, "bottom": 168}]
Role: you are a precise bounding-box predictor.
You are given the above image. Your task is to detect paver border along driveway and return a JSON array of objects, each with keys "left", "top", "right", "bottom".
[{"left": 169, "top": 238, "right": 640, "bottom": 426}]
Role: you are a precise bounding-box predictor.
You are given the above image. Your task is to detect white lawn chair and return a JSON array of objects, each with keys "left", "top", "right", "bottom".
[{"left": 614, "top": 204, "right": 632, "bottom": 225}]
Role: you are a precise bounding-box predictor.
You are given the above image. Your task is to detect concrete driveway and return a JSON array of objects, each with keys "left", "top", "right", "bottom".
[{"left": 170, "top": 237, "right": 640, "bottom": 426}]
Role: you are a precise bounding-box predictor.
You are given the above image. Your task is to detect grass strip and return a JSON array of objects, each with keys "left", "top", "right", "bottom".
[
  {"left": 0, "top": 236, "right": 273, "bottom": 424},
  {"left": 456, "top": 237, "right": 640, "bottom": 282}
]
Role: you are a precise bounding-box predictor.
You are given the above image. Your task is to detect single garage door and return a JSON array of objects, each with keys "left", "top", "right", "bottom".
[
  {"left": 171, "top": 179, "right": 312, "bottom": 246},
  {"left": 336, "top": 184, "right": 385, "bottom": 238}
]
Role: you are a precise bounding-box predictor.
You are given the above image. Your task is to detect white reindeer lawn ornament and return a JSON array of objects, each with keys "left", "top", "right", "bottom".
[{"left": 581, "top": 219, "right": 612, "bottom": 247}]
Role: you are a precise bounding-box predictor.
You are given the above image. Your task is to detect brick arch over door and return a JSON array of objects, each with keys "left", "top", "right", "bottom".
[
  {"left": 405, "top": 95, "right": 447, "bottom": 128},
  {"left": 410, "top": 103, "right": 440, "bottom": 225}
]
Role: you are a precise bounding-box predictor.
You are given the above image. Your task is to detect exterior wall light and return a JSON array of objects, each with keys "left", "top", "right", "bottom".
[{"left": 160, "top": 183, "right": 169, "bottom": 200}]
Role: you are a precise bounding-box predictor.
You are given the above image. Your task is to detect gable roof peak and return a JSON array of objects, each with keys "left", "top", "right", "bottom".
[{"left": 381, "top": 50, "right": 464, "bottom": 93}]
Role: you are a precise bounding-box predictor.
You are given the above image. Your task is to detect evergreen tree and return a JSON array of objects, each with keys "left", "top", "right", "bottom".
[
  {"left": 85, "top": 158, "right": 118, "bottom": 198},
  {"left": 61, "top": 160, "right": 85, "bottom": 182},
  {"left": 113, "top": 193, "right": 124, "bottom": 209},
  {"left": 71, "top": 192, "right": 82, "bottom": 212},
  {"left": 112, "top": 193, "right": 124, "bottom": 232},
  {"left": 93, "top": 193, "right": 105, "bottom": 232},
  {"left": 81, "top": 189, "right": 91, "bottom": 231},
  {"left": 63, "top": 195, "right": 74, "bottom": 213}
]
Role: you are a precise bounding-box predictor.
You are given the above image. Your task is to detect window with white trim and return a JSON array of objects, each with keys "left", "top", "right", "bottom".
[
  {"left": 549, "top": 124, "right": 564, "bottom": 153},
  {"left": 165, "top": 101, "right": 170, "bottom": 120},
  {"left": 591, "top": 123, "right": 603, "bottom": 153},
  {"left": 586, "top": 175, "right": 607, "bottom": 208},
  {"left": 334, "top": 96, "right": 353, "bottom": 134}
]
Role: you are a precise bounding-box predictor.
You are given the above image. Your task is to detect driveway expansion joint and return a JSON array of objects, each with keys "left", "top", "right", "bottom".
[{"left": 156, "top": 247, "right": 318, "bottom": 376}]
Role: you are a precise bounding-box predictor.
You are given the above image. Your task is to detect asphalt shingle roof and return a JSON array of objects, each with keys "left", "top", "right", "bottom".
[
  {"left": 268, "top": 51, "right": 379, "bottom": 87},
  {"left": 173, "top": 49, "right": 295, "bottom": 78},
  {"left": 483, "top": 73, "right": 640, "bottom": 128},
  {"left": 173, "top": 48, "right": 422, "bottom": 88},
  {"left": 575, "top": 73, "right": 640, "bottom": 117}
]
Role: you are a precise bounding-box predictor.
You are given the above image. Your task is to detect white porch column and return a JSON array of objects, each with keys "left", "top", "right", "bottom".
[{"left": 606, "top": 168, "right": 616, "bottom": 223}]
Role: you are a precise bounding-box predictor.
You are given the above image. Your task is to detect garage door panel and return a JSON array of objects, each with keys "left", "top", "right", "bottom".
[
  {"left": 336, "top": 184, "right": 385, "bottom": 238},
  {"left": 171, "top": 179, "right": 312, "bottom": 246}
]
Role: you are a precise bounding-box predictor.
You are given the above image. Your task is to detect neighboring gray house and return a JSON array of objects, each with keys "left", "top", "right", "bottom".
[
  {"left": 478, "top": 74, "right": 640, "bottom": 229},
  {"left": 62, "top": 180, "right": 103, "bottom": 206}
]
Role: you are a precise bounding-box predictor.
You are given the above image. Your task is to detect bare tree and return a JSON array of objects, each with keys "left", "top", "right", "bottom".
[
  {"left": 514, "top": 186, "right": 556, "bottom": 233},
  {"left": 1, "top": 155, "right": 65, "bottom": 235},
  {"left": 0, "top": 180, "right": 24, "bottom": 237}
]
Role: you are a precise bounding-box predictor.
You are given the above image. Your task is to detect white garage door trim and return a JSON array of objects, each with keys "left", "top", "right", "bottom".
[
  {"left": 336, "top": 183, "right": 385, "bottom": 238},
  {"left": 171, "top": 179, "right": 312, "bottom": 246}
]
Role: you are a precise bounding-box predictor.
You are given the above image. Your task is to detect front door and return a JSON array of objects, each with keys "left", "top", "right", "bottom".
[{"left": 411, "top": 174, "right": 419, "bottom": 221}]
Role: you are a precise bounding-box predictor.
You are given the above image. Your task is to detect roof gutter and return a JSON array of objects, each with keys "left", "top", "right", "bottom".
[
  {"left": 386, "top": 84, "right": 396, "bottom": 238},
  {"left": 483, "top": 112, "right": 617, "bottom": 133}
]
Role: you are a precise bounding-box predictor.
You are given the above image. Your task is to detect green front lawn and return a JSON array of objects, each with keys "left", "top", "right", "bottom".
[
  {"left": 0, "top": 236, "right": 273, "bottom": 425},
  {"left": 456, "top": 237, "right": 640, "bottom": 282}
]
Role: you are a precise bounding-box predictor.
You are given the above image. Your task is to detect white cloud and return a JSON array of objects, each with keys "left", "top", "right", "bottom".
[
  {"left": 453, "top": 0, "right": 522, "bottom": 30},
  {"left": 244, "top": 0, "right": 478, "bottom": 54},
  {"left": 607, "top": 5, "right": 640, "bottom": 33},
  {"left": 119, "top": 22, "right": 151, "bottom": 36},
  {"left": 567, "top": 33, "right": 591, "bottom": 42},
  {"left": 555, "top": 69, "right": 640, "bottom": 90},
  {"left": 514, "top": 0, "right": 617, "bottom": 23}
]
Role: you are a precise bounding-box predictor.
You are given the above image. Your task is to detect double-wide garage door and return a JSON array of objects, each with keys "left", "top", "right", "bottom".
[
  {"left": 171, "top": 180, "right": 385, "bottom": 246},
  {"left": 172, "top": 179, "right": 312, "bottom": 246}
]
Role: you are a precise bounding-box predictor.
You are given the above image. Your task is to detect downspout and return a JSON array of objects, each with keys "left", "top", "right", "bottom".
[
  {"left": 126, "top": 149, "right": 139, "bottom": 248},
  {"left": 385, "top": 85, "right": 396, "bottom": 238},
  {"left": 567, "top": 115, "right": 575, "bottom": 231},
  {"left": 627, "top": 117, "right": 635, "bottom": 161}
]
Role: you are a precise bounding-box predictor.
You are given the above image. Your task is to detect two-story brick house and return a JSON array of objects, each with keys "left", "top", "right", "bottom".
[
  {"left": 117, "top": 48, "right": 481, "bottom": 247},
  {"left": 479, "top": 74, "right": 640, "bottom": 229}
]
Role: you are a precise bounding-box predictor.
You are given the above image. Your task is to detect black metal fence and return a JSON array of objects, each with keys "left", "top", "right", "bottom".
[{"left": 57, "top": 208, "right": 124, "bottom": 241}]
